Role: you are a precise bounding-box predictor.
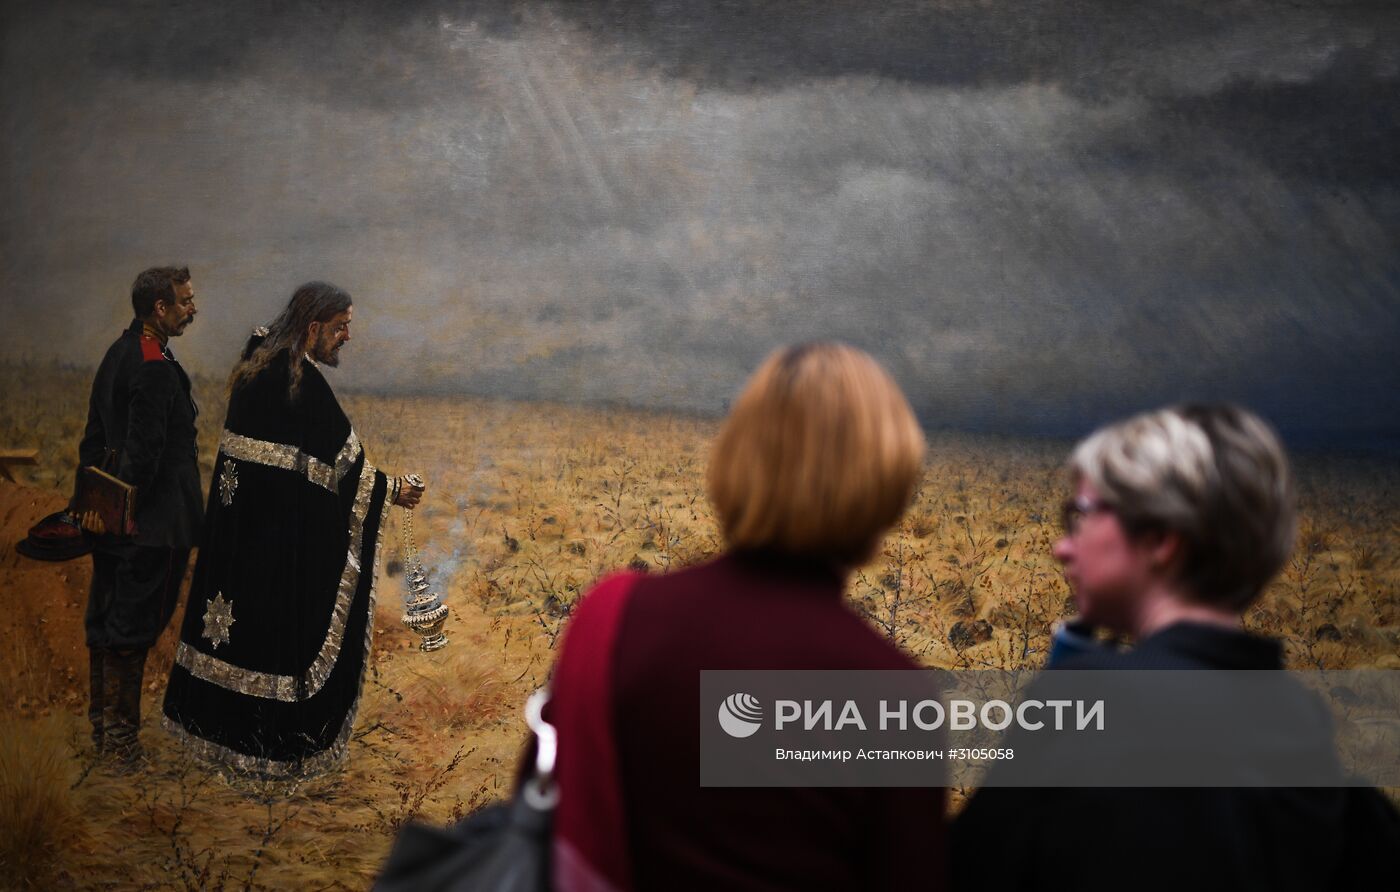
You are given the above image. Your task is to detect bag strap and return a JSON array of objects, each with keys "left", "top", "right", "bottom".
[
  {"left": 550, "top": 572, "right": 641, "bottom": 892},
  {"left": 517, "top": 688, "right": 559, "bottom": 810}
]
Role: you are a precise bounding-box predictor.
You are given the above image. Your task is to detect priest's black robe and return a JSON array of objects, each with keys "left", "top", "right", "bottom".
[{"left": 163, "top": 345, "right": 391, "bottom": 780}]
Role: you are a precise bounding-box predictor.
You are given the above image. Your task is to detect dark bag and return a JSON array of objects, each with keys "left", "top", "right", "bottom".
[{"left": 375, "top": 690, "right": 558, "bottom": 892}]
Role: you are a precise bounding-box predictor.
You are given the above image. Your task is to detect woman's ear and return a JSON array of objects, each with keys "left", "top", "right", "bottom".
[{"left": 1144, "top": 529, "right": 1185, "bottom": 574}]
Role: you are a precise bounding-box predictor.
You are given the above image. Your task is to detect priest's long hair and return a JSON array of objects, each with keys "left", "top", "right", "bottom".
[{"left": 228, "top": 282, "right": 353, "bottom": 401}]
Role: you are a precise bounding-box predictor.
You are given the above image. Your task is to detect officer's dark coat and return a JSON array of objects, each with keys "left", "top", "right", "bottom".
[{"left": 78, "top": 318, "right": 203, "bottom": 548}]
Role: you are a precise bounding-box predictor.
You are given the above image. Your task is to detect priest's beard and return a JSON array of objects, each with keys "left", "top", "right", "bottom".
[{"left": 312, "top": 331, "right": 343, "bottom": 367}]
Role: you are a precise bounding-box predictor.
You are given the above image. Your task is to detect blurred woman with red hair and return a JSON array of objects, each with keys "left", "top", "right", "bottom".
[{"left": 549, "top": 342, "right": 944, "bottom": 891}]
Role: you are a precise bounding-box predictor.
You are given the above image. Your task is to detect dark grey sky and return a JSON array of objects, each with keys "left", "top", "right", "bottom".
[{"left": 2, "top": 0, "right": 1397, "bottom": 445}]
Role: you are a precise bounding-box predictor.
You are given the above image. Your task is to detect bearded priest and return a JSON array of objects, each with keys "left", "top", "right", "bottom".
[{"left": 163, "top": 281, "right": 423, "bottom": 781}]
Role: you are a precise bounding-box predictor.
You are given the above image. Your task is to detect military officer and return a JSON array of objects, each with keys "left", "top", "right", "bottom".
[{"left": 77, "top": 265, "right": 204, "bottom": 769}]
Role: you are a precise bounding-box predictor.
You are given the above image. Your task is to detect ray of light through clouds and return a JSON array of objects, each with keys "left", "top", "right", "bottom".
[{"left": 0, "top": 0, "right": 1397, "bottom": 446}]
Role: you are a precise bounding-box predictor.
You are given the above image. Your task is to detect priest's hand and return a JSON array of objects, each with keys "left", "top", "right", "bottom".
[{"left": 393, "top": 476, "right": 425, "bottom": 509}]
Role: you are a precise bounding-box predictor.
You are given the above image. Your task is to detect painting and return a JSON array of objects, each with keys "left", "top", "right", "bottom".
[{"left": 0, "top": 2, "right": 1396, "bottom": 887}]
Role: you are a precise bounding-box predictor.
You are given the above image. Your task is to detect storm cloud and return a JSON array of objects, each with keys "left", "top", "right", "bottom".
[{"left": 2, "top": 0, "right": 1397, "bottom": 445}]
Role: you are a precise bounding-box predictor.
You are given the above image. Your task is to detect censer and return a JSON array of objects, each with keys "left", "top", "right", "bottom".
[{"left": 399, "top": 474, "right": 449, "bottom": 652}]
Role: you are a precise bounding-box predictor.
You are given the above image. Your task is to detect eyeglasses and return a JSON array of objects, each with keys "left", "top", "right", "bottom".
[{"left": 1060, "top": 495, "right": 1114, "bottom": 536}]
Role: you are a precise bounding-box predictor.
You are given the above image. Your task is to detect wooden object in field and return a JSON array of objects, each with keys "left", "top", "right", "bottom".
[{"left": 0, "top": 448, "right": 38, "bottom": 483}]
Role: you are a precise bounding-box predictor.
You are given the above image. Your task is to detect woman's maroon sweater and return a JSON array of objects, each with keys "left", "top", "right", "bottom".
[{"left": 555, "top": 550, "right": 946, "bottom": 891}]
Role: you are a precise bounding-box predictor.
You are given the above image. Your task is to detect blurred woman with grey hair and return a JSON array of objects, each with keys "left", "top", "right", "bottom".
[
  {"left": 951, "top": 403, "right": 1399, "bottom": 891},
  {"left": 1051, "top": 402, "right": 1296, "bottom": 654}
]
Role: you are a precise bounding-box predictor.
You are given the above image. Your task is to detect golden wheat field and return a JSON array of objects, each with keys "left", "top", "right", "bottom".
[{"left": 0, "top": 361, "right": 1397, "bottom": 890}]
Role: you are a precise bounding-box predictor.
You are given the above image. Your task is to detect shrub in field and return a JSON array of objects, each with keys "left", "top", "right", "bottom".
[{"left": 0, "top": 719, "right": 79, "bottom": 888}]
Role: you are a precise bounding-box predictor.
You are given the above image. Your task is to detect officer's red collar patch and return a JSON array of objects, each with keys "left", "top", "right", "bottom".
[{"left": 139, "top": 335, "right": 166, "bottom": 362}]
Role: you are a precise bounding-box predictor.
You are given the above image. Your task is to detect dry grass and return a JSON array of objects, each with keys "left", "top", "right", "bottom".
[
  {"left": 0, "top": 718, "right": 80, "bottom": 890},
  {"left": 0, "top": 361, "right": 1396, "bottom": 887}
]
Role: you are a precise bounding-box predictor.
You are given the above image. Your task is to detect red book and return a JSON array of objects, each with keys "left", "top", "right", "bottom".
[{"left": 73, "top": 466, "right": 136, "bottom": 537}]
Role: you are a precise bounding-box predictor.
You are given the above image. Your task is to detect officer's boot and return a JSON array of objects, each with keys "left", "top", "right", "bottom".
[
  {"left": 103, "top": 648, "right": 147, "bottom": 772},
  {"left": 87, "top": 646, "right": 106, "bottom": 753}
]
